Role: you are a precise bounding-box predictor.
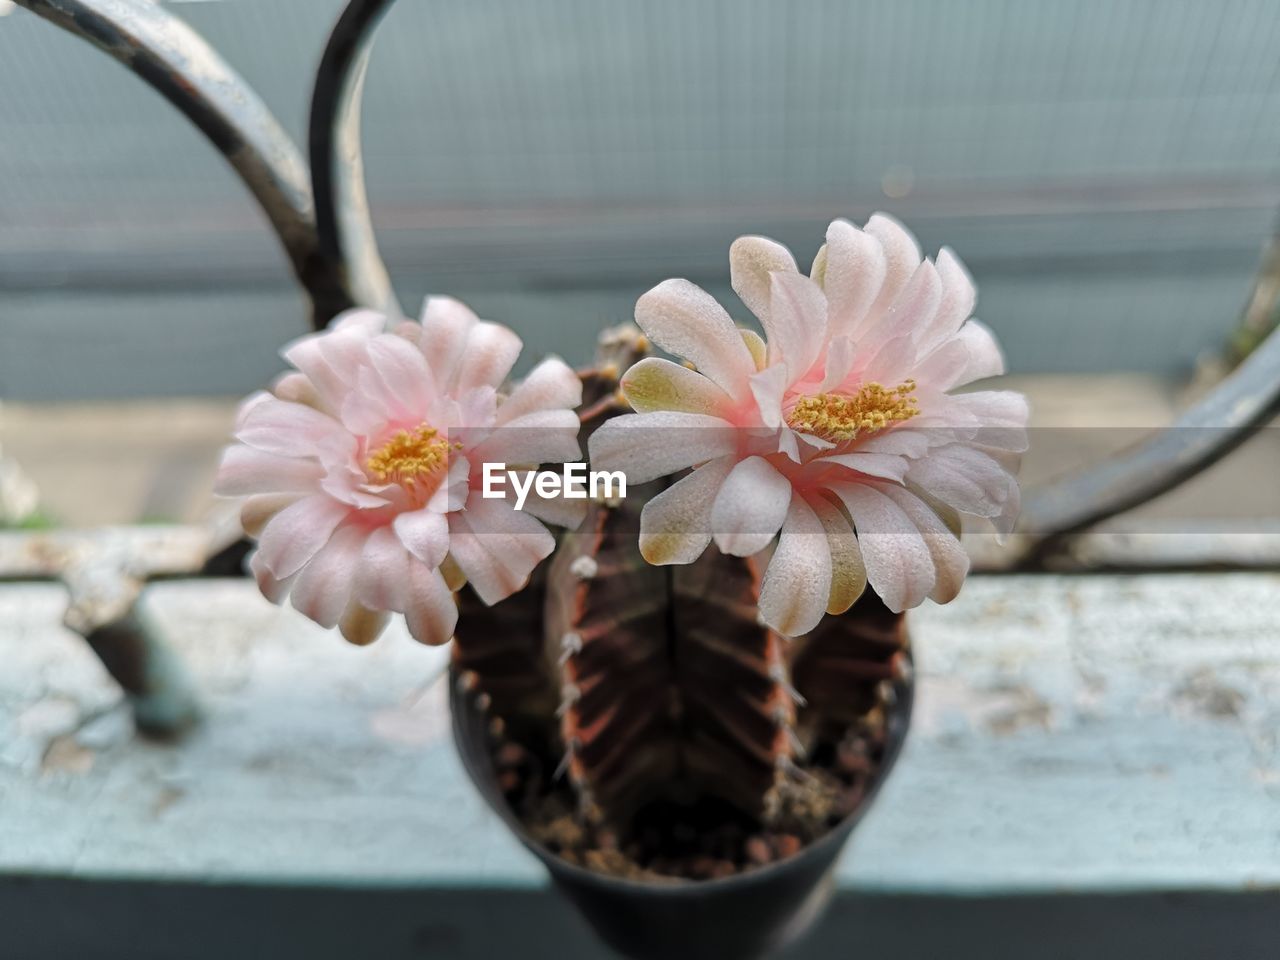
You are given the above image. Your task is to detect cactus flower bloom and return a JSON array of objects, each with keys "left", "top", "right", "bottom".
[
  {"left": 590, "top": 215, "right": 1028, "bottom": 636},
  {"left": 216, "top": 300, "right": 583, "bottom": 646}
]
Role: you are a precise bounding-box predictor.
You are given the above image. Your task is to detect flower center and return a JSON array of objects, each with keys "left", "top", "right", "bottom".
[
  {"left": 786, "top": 381, "right": 920, "bottom": 442},
  {"left": 365, "top": 422, "right": 460, "bottom": 489}
]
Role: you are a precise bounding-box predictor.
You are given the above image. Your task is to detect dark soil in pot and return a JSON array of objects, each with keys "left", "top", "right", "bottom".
[{"left": 451, "top": 663, "right": 913, "bottom": 959}]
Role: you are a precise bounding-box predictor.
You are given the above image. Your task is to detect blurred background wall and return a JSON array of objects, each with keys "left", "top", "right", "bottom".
[{"left": 2, "top": 0, "right": 1279, "bottom": 400}]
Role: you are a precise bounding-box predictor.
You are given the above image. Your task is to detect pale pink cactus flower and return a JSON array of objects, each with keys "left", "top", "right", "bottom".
[
  {"left": 591, "top": 215, "right": 1028, "bottom": 637},
  {"left": 216, "top": 301, "right": 584, "bottom": 646}
]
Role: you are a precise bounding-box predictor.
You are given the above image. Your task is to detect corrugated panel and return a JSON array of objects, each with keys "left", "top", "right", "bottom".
[{"left": 1, "top": 0, "right": 1279, "bottom": 396}]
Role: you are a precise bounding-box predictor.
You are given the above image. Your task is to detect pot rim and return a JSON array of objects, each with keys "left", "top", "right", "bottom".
[{"left": 450, "top": 656, "right": 914, "bottom": 897}]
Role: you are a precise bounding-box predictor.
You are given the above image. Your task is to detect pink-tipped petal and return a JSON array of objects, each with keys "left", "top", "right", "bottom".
[
  {"left": 729, "top": 234, "right": 799, "bottom": 324},
  {"left": 638, "top": 456, "right": 734, "bottom": 565},
  {"left": 634, "top": 279, "right": 757, "bottom": 402},
  {"left": 589, "top": 411, "right": 736, "bottom": 485},
  {"left": 622, "top": 357, "right": 734, "bottom": 416},
  {"left": 710, "top": 455, "right": 792, "bottom": 556},
  {"left": 829, "top": 482, "right": 936, "bottom": 612},
  {"left": 759, "top": 496, "right": 832, "bottom": 637}
]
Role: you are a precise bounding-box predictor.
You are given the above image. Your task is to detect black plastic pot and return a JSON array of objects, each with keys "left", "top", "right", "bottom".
[{"left": 450, "top": 665, "right": 914, "bottom": 960}]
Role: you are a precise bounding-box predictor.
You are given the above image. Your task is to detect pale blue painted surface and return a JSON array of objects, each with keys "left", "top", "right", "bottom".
[{"left": 2, "top": 575, "right": 1278, "bottom": 956}]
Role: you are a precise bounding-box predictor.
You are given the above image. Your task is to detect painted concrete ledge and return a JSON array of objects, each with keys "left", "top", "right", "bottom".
[{"left": 2, "top": 574, "right": 1278, "bottom": 958}]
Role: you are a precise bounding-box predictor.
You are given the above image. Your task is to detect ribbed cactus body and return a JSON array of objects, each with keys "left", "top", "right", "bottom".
[{"left": 455, "top": 326, "right": 908, "bottom": 847}]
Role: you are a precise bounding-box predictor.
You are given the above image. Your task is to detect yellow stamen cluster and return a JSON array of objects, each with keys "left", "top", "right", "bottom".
[
  {"left": 786, "top": 380, "right": 919, "bottom": 442},
  {"left": 365, "top": 423, "right": 461, "bottom": 488}
]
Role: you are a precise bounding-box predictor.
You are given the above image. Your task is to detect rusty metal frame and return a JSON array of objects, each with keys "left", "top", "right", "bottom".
[{"left": 8, "top": 0, "right": 1280, "bottom": 730}]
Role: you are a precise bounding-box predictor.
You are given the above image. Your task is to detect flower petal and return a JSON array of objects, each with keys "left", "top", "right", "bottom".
[
  {"left": 393, "top": 507, "right": 450, "bottom": 567},
  {"left": 916, "top": 246, "right": 976, "bottom": 355},
  {"left": 589, "top": 411, "right": 736, "bottom": 485},
  {"left": 759, "top": 496, "right": 832, "bottom": 637},
  {"left": 249, "top": 550, "right": 297, "bottom": 606},
  {"left": 240, "top": 493, "right": 298, "bottom": 537},
  {"left": 821, "top": 218, "right": 887, "bottom": 342},
  {"left": 884, "top": 259, "right": 941, "bottom": 345},
  {"left": 497, "top": 356, "right": 582, "bottom": 424},
  {"left": 403, "top": 562, "right": 458, "bottom": 645},
  {"left": 710, "top": 455, "right": 792, "bottom": 556},
  {"left": 634, "top": 279, "right": 757, "bottom": 402},
  {"left": 903, "top": 444, "right": 1018, "bottom": 521},
  {"left": 472, "top": 408, "right": 582, "bottom": 467},
  {"left": 853, "top": 213, "right": 922, "bottom": 344},
  {"left": 829, "top": 482, "right": 935, "bottom": 612},
  {"left": 876, "top": 484, "right": 970, "bottom": 604},
  {"left": 912, "top": 319, "right": 1005, "bottom": 390},
  {"left": 809, "top": 495, "right": 867, "bottom": 614},
  {"left": 748, "top": 363, "right": 789, "bottom": 429},
  {"left": 455, "top": 321, "right": 522, "bottom": 393},
  {"left": 729, "top": 234, "right": 799, "bottom": 324},
  {"left": 235, "top": 397, "right": 355, "bottom": 463},
  {"left": 256, "top": 494, "right": 351, "bottom": 580},
  {"left": 290, "top": 525, "right": 367, "bottom": 628},
  {"left": 638, "top": 456, "right": 734, "bottom": 565},
  {"left": 621, "top": 357, "right": 734, "bottom": 416},
  {"left": 766, "top": 271, "right": 828, "bottom": 382},
  {"left": 447, "top": 495, "right": 555, "bottom": 604},
  {"left": 215, "top": 445, "right": 324, "bottom": 497},
  {"left": 419, "top": 296, "right": 478, "bottom": 388},
  {"left": 820, "top": 451, "right": 910, "bottom": 482},
  {"left": 355, "top": 526, "right": 411, "bottom": 612},
  {"left": 338, "top": 602, "right": 390, "bottom": 646}
]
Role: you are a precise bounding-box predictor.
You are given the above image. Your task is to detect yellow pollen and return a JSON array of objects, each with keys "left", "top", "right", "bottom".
[
  {"left": 365, "top": 423, "right": 461, "bottom": 488},
  {"left": 786, "top": 381, "right": 919, "bottom": 442}
]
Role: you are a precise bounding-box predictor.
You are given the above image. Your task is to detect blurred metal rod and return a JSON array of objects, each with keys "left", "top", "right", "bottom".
[
  {"left": 1019, "top": 239, "right": 1280, "bottom": 549},
  {"left": 308, "top": 0, "right": 402, "bottom": 322},
  {"left": 13, "top": 0, "right": 352, "bottom": 325}
]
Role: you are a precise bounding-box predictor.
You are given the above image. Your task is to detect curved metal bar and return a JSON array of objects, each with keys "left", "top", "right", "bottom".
[
  {"left": 14, "top": 0, "right": 352, "bottom": 324},
  {"left": 1019, "top": 297, "right": 1280, "bottom": 547},
  {"left": 308, "top": 0, "right": 402, "bottom": 321}
]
